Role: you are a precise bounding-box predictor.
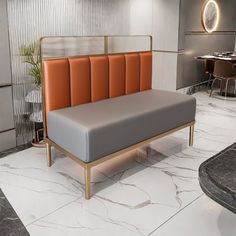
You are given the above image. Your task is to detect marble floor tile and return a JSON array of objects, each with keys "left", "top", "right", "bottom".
[
  {"left": 0, "top": 148, "right": 83, "bottom": 225},
  {"left": 149, "top": 195, "right": 236, "bottom": 236},
  {"left": 0, "top": 91, "right": 235, "bottom": 236}
]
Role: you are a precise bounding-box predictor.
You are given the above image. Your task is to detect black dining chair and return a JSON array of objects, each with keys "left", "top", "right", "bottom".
[
  {"left": 205, "top": 59, "right": 215, "bottom": 92},
  {"left": 210, "top": 60, "right": 236, "bottom": 98}
]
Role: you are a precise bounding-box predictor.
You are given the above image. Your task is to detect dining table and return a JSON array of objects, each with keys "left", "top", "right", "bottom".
[
  {"left": 196, "top": 53, "right": 236, "bottom": 97},
  {"left": 196, "top": 53, "right": 236, "bottom": 63}
]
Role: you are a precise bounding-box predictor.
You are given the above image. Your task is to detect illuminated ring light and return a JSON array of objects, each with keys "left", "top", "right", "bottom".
[{"left": 202, "top": 0, "right": 220, "bottom": 33}]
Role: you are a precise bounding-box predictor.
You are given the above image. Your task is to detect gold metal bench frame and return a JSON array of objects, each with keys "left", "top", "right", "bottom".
[
  {"left": 40, "top": 35, "right": 195, "bottom": 200},
  {"left": 45, "top": 122, "right": 194, "bottom": 199}
]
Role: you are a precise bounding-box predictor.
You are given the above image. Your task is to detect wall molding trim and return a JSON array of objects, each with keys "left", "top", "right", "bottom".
[
  {"left": 0, "top": 128, "right": 15, "bottom": 134},
  {"left": 0, "top": 84, "right": 12, "bottom": 88},
  {"left": 153, "top": 49, "right": 184, "bottom": 54}
]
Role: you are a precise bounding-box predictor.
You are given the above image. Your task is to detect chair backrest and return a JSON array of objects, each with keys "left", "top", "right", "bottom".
[
  {"left": 213, "top": 60, "right": 233, "bottom": 79},
  {"left": 205, "top": 59, "right": 215, "bottom": 74}
]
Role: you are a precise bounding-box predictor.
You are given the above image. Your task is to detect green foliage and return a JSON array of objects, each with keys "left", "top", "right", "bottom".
[{"left": 20, "top": 41, "right": 41, "bottom": 86}]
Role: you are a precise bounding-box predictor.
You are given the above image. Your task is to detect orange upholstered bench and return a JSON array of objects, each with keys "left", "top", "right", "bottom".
[{"left": 42, "top": 51, "right": 196, "bottom": 199}]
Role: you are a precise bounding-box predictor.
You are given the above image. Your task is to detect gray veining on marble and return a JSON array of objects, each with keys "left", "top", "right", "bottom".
[{"left": 0, "top": 91, "right": 235, "bottom": 236}]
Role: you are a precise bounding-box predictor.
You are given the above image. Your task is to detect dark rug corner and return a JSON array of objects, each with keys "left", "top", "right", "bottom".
[
  {"left": 0, "top": 188, "right": 30, "bottom": 236},
  {"left": 0, "top": 143, "right": 32, "bottom": 159},
  {"left": 199, "top": 142, "right": 236, "bottom": 214}
]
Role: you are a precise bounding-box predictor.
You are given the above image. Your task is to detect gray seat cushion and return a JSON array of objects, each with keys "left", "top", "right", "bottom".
[{"left": 48, "top": 89, "right": 196, "bottom": 163}]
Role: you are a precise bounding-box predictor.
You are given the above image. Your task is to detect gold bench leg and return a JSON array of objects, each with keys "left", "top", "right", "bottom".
[
  {"left": 84, "top": 165, "right": 91, "bottom": 200},
  {"left": 46, "top": 143, "right": 52, "bottom": 167},
  {"left": 189, "top": 124, "right": 194, "bottom": 146}
]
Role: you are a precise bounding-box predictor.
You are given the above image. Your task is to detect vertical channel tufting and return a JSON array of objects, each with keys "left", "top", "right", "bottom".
[
  {"left": 140, "top": 52, "right": 152, "bottom": 91},
  {"left": 108, "top": 54, "right": 126, "bottom": 98},
  {"left": 90, "top": 55, "right": 109, "bottom": 102},
  {"left": 69, "top": 57, "right": 91, "bottom": 106},
  {"left": 43, "top": 58, "right": 71, "bottom": 130},
  {"left": 125, "top": 53, "right": 140, "bottom": 94},
  {"left": 43, "top": 51, "right": 153, "bottom": 135}
]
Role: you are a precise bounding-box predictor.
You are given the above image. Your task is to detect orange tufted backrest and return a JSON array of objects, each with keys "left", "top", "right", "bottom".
[
  {"left": 109, "top": 54, "right": 126, "bottom": 98},
  {"left": 43, "top": 51, "right": 152, "bottom": 133},
  {"left": 125, "top": 53, "right": 140, "bottom": 94},
  {"left": 140, "top": 52, "right": 152, "bottom": 91},
  {"left": 43, "top": 59, "right": 71, "bottom": 127},
  {"left": 69, "top": 57, "right": 91, "bottom": 106},
  {"left": 90, "top": 56, "right": 109, "bottom": 102}
]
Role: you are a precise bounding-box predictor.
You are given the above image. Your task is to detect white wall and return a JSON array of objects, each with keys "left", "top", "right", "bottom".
[
  {"left": 7, "top": 0, "right": 153, "bottom": 145},
  {"left": 130, "top": 0, "right": 153, "bottom": 35},
  {"left": 152, "top": 0, "right": 180, "bottom": 91},
  {"left": 152, "top": 52, "right": 178, "bottom": 91},
  {"left": 152, "top": 0, "right": 180, "bottom": 51},
  {"left": 7, "top": 0, "right": 186, "bottom": 145}
]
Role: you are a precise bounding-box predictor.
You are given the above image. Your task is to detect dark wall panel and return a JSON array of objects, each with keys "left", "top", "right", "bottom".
[
  {"left": 0, "top": 0, "right": 16, "bottom": 151},
  {"left": 180, "top": 0, "right": 236, "bottom": 33},
  {"left": 177, "top": 0, "right": 236, "bottom": 89},
  {"left": 177, "top": 33, "right": 235, "bottom": 88},
  {"left": 0, "top": 0, "right": 12, "bottom": 85}
]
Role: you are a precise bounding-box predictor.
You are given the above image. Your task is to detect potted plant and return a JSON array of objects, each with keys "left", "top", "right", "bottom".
[
  {"left": 20, "top": 41, "right": 41, "bottom": 86},
  {"left": 20, "top": 41, "right": 44, "bottom": 146}
]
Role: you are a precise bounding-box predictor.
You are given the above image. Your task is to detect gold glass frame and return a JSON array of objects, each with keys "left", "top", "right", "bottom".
[{"left": 40, "top": 35, "right": 195, "bottom": 199}]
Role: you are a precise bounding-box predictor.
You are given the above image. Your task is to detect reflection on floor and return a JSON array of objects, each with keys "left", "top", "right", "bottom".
[{"left": 0, "top": 91, "right": 236, "bottom": 236}]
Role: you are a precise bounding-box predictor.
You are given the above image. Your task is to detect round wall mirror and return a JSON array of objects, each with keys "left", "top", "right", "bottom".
[{"left": 202, "top": 0, "right": 220, "bottom": 33}]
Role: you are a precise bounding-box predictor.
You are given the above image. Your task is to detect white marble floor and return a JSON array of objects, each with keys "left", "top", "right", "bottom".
[{"left": 0, "top": 91, "right": 236, "bottom": 236}]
